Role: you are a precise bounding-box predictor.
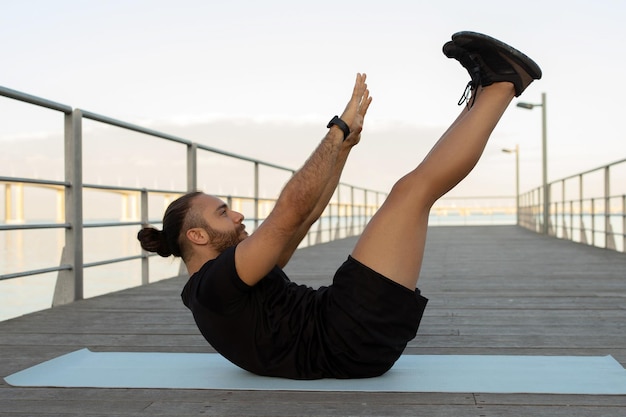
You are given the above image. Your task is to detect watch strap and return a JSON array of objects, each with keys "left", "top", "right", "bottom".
[{"left": 327, "top": 115, "right": 350, "bottom": 141}]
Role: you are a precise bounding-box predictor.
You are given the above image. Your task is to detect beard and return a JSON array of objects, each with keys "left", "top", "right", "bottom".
[{"left": 205, "top": 225, "right": 246, "bottom": 253}]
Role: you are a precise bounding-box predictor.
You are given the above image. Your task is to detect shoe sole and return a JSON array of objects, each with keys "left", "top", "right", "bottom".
[{"left": 451, "top": 31, "right": 542, "bottom": 81}]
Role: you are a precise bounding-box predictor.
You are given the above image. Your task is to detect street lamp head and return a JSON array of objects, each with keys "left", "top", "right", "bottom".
[
  {"left": 516, "top": 102, "right": 535, "bottom": 110},
  {"left": 501, "top": 148, "right": 514, "bottom": 154}
]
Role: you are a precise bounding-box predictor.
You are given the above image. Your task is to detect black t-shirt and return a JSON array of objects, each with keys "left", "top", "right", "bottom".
[{"left": 181, "top": 246, "right": 332, "bottom": 379}]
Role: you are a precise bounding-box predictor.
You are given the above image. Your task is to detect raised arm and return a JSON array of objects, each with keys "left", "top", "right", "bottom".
[
  {"left": 274, "top": 144, "right": 350, "bottom": 268},
  {"left": 234, "top": 73, "right": 372, "bottom": 285}
]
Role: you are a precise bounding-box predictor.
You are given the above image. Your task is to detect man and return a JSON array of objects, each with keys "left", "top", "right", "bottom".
[{"left": 138, "top": 32, "right": 541, "bottom": 379}]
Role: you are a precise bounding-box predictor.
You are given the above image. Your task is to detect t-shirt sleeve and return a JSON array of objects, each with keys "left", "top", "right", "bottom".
[{"left": 194, "top": 246, "right": 252, "bottom": 313}]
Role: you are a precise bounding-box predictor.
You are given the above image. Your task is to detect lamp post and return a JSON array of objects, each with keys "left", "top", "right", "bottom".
[
  {"left": 516, "top": 92, "right": 548, "bottom": 234},
  {"left": 502, "top": 145, "right": 520, "bottom": 225}
]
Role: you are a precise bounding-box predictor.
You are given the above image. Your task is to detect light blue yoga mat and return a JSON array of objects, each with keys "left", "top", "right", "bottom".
[{"left": 6, "top": 349, "right": 626, "bottom": 394}]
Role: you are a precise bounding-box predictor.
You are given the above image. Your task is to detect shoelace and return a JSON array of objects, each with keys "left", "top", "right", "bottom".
[
  {"left": 457, "top": 79, "right": 479, "bottom": 108},
  {"left": 457, "top": 57, "right": 481, "bottom": 108},
  {"left": 457, "top": 81, "right": 473, "bottom": 106}
]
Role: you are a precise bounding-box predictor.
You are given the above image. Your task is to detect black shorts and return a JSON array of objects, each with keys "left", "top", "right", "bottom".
[{"left": 321, "top": 255, "right": 428, "bottom": 378}]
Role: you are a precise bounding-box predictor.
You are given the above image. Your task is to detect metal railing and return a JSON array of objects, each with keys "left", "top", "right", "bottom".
[
  {"left": 1, "top": 86, "right": 386, "bottom": 309},
  {"left": 519, "top": 158, "right": 626, "bottom": 253}
]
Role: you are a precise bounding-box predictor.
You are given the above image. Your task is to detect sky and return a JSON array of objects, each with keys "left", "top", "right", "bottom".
[{"left": 2, "top": 0, "right": 626, "bottom": 199}]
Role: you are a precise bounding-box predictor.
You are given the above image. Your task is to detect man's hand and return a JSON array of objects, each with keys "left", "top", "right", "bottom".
[{"left": 340, "top": 73, "right": 373, "bottom": 146}]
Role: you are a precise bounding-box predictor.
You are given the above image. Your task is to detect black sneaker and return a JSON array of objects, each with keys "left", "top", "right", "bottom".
[
  {"left": 443, "top": 40, "right": 482, "bottom": 106},
  {"left": 451, "top": 31, "right": 542, "bottom": 97},
  {"left": 443, "top": 41, "right": 481, "bottom": 83}
]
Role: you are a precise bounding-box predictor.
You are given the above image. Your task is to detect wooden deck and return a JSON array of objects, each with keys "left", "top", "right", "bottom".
[{"left": 2, "top": 225, "right": 626, "bottom": 416}]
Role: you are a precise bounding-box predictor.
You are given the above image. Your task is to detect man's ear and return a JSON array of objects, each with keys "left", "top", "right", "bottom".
[{"left": 186, "top": 227, "right": 209, "bottom": 245}]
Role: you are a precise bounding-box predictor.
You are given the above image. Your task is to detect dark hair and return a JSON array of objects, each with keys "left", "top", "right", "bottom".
[{"left": 137, "top": 191, "right": 204, "bottom": 259}]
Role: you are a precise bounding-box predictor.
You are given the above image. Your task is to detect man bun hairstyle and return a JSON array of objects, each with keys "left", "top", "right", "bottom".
[
  {"left": 137, "top": 227, "right": 173, "bottom": 257},
  {"left": 137, "top": 191, "right": 204, "bottom": 260}
]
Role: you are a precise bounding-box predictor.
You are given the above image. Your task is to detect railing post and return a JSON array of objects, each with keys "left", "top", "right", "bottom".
[
  {"left": 537, "top": 187, "right": 546, "bottom": 233},
  {"left": 579, "top": 174, "right": 586, "bottom": 244},
  {"left": 546, "top": 183, "right": 552, "bottom": 235},
  {"left": 53, "top": 109, "right": 84, "bottom": 306},
  {"left": 541, "top": 92, "right": 549, "bottom": 235},
  {"left": 527, "top": 191, "right": 531, "bottom": 228},
  {"left": 623, "top": 195, "right": 625, "bottom": 253},
  {"left": 591, "top": 197, "right": 596, "bottom": 247},
  {"left": 604, "top": 166, "right": 612, "bottom": 249},
  {"left": 524, "top": 192, "right": 528, "bottom": 228},
  {"left": 535, "top": 188, "right": 540, "bottom": 232},
  {"left": 520, "top": 193, "right": 525, "bottom": 228},
  {"left": 561, "top": 180, "right": 567, "bottom": 239},
  {"left": 529, "top": 190, "right": 533, "bottom": 230},
  {"left": 335, "top": 186, "right": 341, "bottom": 240},
  {"left": 569, "top": 200, "right": 574, "bottom": 241},
  {"left": 140, "top": 189, "right": 149, "bottom": 285},
  {"left": 187, "top": 143, "right": 198, "bottom": 192},
  {"left": 529, "top": 192, "right": 533, "bottom": 228},
  {"left": 518, "top": 193, "right": 521, "bottom": 227},
  {"left": 517, "top": 194, "right": 526, "bottom": 227},
  {"left": 68, "top": 108, "right": 83, "bottom": 301}
]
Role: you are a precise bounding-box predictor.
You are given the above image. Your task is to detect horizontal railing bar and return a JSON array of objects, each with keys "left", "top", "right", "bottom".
[
  {"left": 0, "top": 223, "right": 70, "bottom": 231},
  {"left": 0, "top": 265, "right": 72, "bottom": 281},
  {"left": 0, "top": 176, "right": 68, "bottom": 187},
  {"left": 437, "top": 195, "right": 516, "bottom": 200},
  {"left": 84, "top": 221, "right": 143, "bottom": 228},
  {"left": 195, "top": 143, "right": 295, "bottom": 173},
  {"left": 0, "top": 164, "right": 382, "bottom": 205},
  {"left": 554, "top": 157, "right": 626, "bottom": 183},
  {"left": 0, "top": 86, "right": 73, "bottom": 113},
  {"left": 0, "top": 178, "right": 187, "bottom": 196},
  {"left": 84, "top": 255, "right": 143, "bottom": 269},
  {"left": 0, "top": 176, "right": 405, "bottom": 210},
  {"left": 80, "top": 110, "right": 193, "bottom": 145},
  {"left": 559, "top": 193, "right": 626, "bottom": 200},
  {"left": 82, "top": 183, "right": 187, "bottom": 194}
]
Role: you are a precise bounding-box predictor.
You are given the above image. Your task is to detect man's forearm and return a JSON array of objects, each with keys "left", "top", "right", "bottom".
[
  {"left": 295, "top": 145, "right": 351, "bottom": 232},
  {"left": 305, "top": 145, "right": 350, "bottom": 223},
  {"left": 272, "top": 129, "right": 346, "bottom": 230},
  {"left": 275, "top": 143, "right": 351, "bottom": 267}
]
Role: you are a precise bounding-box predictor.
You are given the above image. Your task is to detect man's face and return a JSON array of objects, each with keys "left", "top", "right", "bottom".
[{"left": 195, "top": 194, "right": 248, "bottom": 252}]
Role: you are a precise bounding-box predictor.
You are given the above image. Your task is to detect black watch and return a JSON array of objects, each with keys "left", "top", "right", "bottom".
[{"left": 327, "top": 115, "right": 350, "bottom": 141}]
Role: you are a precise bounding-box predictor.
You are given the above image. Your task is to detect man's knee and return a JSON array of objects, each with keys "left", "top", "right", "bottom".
[{"left": 388, "top": 173, "right": 436, "bottom": 209}]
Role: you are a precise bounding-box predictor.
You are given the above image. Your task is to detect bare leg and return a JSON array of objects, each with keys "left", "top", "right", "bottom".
[{"left": 351, "top": 82, "right": 515, "bottom": 289}]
